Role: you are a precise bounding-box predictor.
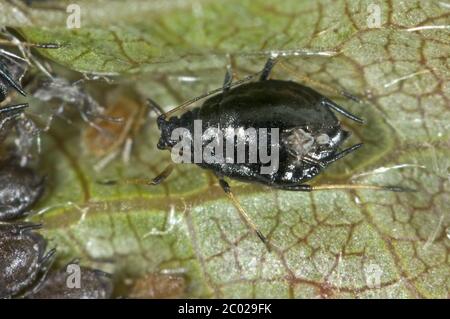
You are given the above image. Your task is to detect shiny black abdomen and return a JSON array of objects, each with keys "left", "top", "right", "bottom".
[{"left": 179, "top": 80, "right": 339, "bottom": 130}]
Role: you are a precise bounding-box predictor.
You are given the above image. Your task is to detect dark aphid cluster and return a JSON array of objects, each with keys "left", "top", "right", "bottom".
[
  {"left": 0, "top": 50, "right": 56, "bottom": 297},
  {"left": 0, "top": 42, "right": 113, "bottom": 299},
  {"left": 0, "top": 220, "right": 113, "bottom": 298},
  {"left": 0, "top": 152, "right": 112, "bottom": 298}
]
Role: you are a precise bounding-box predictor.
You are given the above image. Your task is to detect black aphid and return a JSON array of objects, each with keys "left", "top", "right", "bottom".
[
  {"left": 0, "top": 161, "right": 45, "bottom": 221},
  {"left": 0, "top": 223, "right": 55, "bottom": 298},
  {"left": 117, "top": 57, "right": 411, "bottom": 248},
  {"left": 28, "top": 261, "right": 113, "bottom": 299}
]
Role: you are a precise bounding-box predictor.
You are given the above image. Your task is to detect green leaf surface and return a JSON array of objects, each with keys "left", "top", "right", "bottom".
[{"left": 4, "top": 0, "right": 449, "bottom": 298}]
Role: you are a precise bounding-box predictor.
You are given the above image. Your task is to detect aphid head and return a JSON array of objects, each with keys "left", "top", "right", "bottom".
[{"left": 157, "top": 116, "right": 181, "bottom": 150}]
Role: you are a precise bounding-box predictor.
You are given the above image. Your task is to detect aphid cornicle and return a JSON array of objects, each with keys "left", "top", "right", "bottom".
[{"left": 137, "top": 57, "right": 410, "bottom": 248}]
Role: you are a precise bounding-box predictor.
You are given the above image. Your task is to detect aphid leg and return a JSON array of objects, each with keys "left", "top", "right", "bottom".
[
  {"left": 310, "top": 184, "right": 415, "bottom": 192},
  {"left": 0, "top": 102, "right": 28, "bottom": 114},
  {"left": 275, "top": 183, "right": 414, "bottom": 192},
  {"left": 0, "top": 59, "right": 26, "bottom": 96},
  {"left": 302, "top": 155, "right": 326, "bottom": 169},
  {"left": 99, "top": 163, "right": 174, "bottom": 186},
  {"left": 321, "top": 99, "right": 364, "bottom": 124},
  {"left": 40, "top": 248, "right": 57, "bottom": 270},
  {"left": 216, "top": 174, "right": 271, "bottom": 250},
  {"left": 259, "top": 55, "right": 279, "bottom": 81},
  {"left": 17, "top": 223, "right": 42, "bottom": 234},
  {"left": 223, "top": 64, "right": 233, "bottom": 92},
  {"left": 324, "top": 143, "right": 363, "bottom": 165},
  {"left": 143, "top": 163, "right": 174, "bottom": 185}
]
